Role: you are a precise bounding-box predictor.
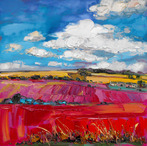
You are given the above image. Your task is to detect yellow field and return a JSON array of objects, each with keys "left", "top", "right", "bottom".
[
  {"left": 91, "top": 73, "right": 128, "bottom": 78},
  {"left": 0, "top": 71, "right": 70, "bottom": 78},
  {"left": 142, "top": 76, "right": 147, "bottom": 80},
  {"left": 0, "top": 70, "right": 146, "bottom": 84},
  {"left": 87, "top": 74, "right": 147, "bottom": 84}
]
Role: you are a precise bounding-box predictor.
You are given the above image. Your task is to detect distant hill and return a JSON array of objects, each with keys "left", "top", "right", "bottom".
[{"left": 77, "top": 68, "right": 145, "bottom": 75}]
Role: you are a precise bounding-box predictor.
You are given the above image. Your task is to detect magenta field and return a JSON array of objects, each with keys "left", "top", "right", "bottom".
[{"left": 0, "top": 80, "right": 146, "bottom": 104}]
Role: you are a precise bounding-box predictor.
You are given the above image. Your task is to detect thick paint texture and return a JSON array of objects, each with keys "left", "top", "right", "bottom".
[
  {"left": 0, "top": 104, "right": 147, "bottom": 145},
  {"left": 0, "top": 80, "right": 146, "bottom": 104},
  {"left": 0, "top": 80, "right": 146, "bottom": 145}
]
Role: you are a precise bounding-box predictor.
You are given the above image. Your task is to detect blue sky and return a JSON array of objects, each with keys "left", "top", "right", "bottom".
[{"left": 0, "top": 0, "right": 147, "bottom": 72}]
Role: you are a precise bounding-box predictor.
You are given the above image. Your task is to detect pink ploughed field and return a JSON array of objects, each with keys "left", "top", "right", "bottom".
[{"left": 0, "top": 79, "right": 146, "bottom": 104}]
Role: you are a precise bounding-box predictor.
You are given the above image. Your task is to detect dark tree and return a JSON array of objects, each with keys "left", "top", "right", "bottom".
[
  {"left": 137, "top": 80, "right": 145, "bottom": 88},
  {"left": 12, "top": 93, "right": 21, "bottom": 104},
  {"left": 30, "top": 75, "right": 40, "bottom": 80},
  {"left": 76, "top": 77, "right": 81, "bottom": 81},
  {"left": 42, "top": 75, "right": 53, "bottom": 80},
  {"left": 136, "top": 75, "right": 140, "bottom": 79},
  {"left": 19, "top": 76, "right": 27, "bottom": 80}
]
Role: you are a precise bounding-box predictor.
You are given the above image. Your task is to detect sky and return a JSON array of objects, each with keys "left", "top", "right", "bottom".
[{"left": 0, "top": 0, "right": 147, "bottom": 73}]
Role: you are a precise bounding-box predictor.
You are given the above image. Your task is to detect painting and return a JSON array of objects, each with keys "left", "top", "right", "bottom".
[{"left": 0, "top": 0, "right": 147, "bottom": 145}]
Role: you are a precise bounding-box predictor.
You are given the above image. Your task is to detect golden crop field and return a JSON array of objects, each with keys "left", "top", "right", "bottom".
[
  {"left": 0, "top": 71, "right": 70, "bottom": 78},
  {"left": 0, "top": 70, "right": 146, "bottom": 84},
  {"left": 87, "top": 73, "right": 147, "bottom": 84}
]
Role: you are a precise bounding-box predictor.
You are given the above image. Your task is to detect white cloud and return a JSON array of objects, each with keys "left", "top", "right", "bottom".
[
  {"left": 5, "top": 44, "right": 22, "bottom": 52},
  {"left": 89, "top": 61, "right": 127, "bottom": 71},
  {"left": 89, "top": 0, "right": 146, "bottom": 20},
  {"left": 63, "top": 63, "right": 72, "bottom": 67},
  {"left": 35, "top": 62, "right": 41, "bottom": 65},
  {"left": 48, "top": 61, "right": 62, "bottom": 66},
  {"left": 48, "top": 61, "right": 72, "bottom": 67},
  {"left": 0, "top": 61, "right": 35, "bottom": 71},
  {"left": 127, "top": 62, "right": 146, "bottom": 73},
  {"left": 88, "top": 61, "right": 147, "bottom": 73},
  {"left": 24, "top": 31, "right": 45, "bottom": 42},
  {"left": 60, "top": 50, "right": 107, "bottom": 62},
  {"left": 43, "top": 19, "right": 112, "bottom": 50},
  {"left": 26, "top": 47, "right": 56, "bottom": 58},
  {"left": 0, "top": 61, "right": 62, "bottom": 71},
  {"left": 124, "top": 27, "right": 130, "bottom": 34},
  {"left": 103, "top": 24, "right": 115, "bottom": 33},
  {"left": 43, "top": 19, "right": 147, "bottom": 54}
]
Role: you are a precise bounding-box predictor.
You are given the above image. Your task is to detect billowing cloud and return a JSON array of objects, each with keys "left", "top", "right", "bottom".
[
  {"left": 60, "top": 50, "right": 107, "bottom": 62},
  {"left": 5, "top": 44, "right": 22, "bottom": 52},
  {"left": 43, "top": 19, "right": 147, "bottom": 54},
  {"left": 0, "top": 61, "right": 35, "bottom": 71},
  {"left": 48, "top": 61, "right": 62, "bottom": 66},
  {"left": 24, "top": 31, "right": 45, "bottom": 42},
  {"left": 127, "top": 62, "right": 147, "bottom": 73},
  {"left": 89, "top": 0, "right": 146, "bottom": 20},
  {"left": 88, "top": 61, "right": 147, "bottom": 73},
  {"left": 26, "top": 47, "right": 56, "bottom": 58}
]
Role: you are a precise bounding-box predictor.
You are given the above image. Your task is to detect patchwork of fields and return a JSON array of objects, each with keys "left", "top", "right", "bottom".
[{"left": 0, "top": 71, "right": 147, "bottom": 145}]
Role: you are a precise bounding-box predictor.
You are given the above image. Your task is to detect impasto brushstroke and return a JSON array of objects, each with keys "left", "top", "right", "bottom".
[{"left": 0, "top": 0, "right": 147, "bottom": 145}]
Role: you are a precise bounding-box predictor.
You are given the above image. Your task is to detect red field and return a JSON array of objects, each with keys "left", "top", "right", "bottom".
[{"left": 0, "top": 103, "right": 147, "bottom": 145}]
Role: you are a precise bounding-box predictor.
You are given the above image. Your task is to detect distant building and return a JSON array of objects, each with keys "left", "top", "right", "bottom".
[
  {"left": 117, "top": 82, "right": 126, "bottom": 87},
  {"left": 110, "top": 82, "right": 117, "bottom": 86},
  {"left": 126, "top": 82, "right": 137, "bottom": 88},
  {"left": 131, "top": 83, "right": 138, "bottom": 88}
]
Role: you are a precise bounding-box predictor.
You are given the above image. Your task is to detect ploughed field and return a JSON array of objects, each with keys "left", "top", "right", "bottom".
[
  {"left": 0, "top": 79, "right": 147, "bottom": 145},
  {"left": 0, "top": 80, "right": 147, "bottom": 104}
]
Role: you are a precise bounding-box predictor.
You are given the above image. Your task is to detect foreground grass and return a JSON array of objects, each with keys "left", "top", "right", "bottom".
[{"left": 17, "top": 141, "right": 143, "bottom": 146}]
